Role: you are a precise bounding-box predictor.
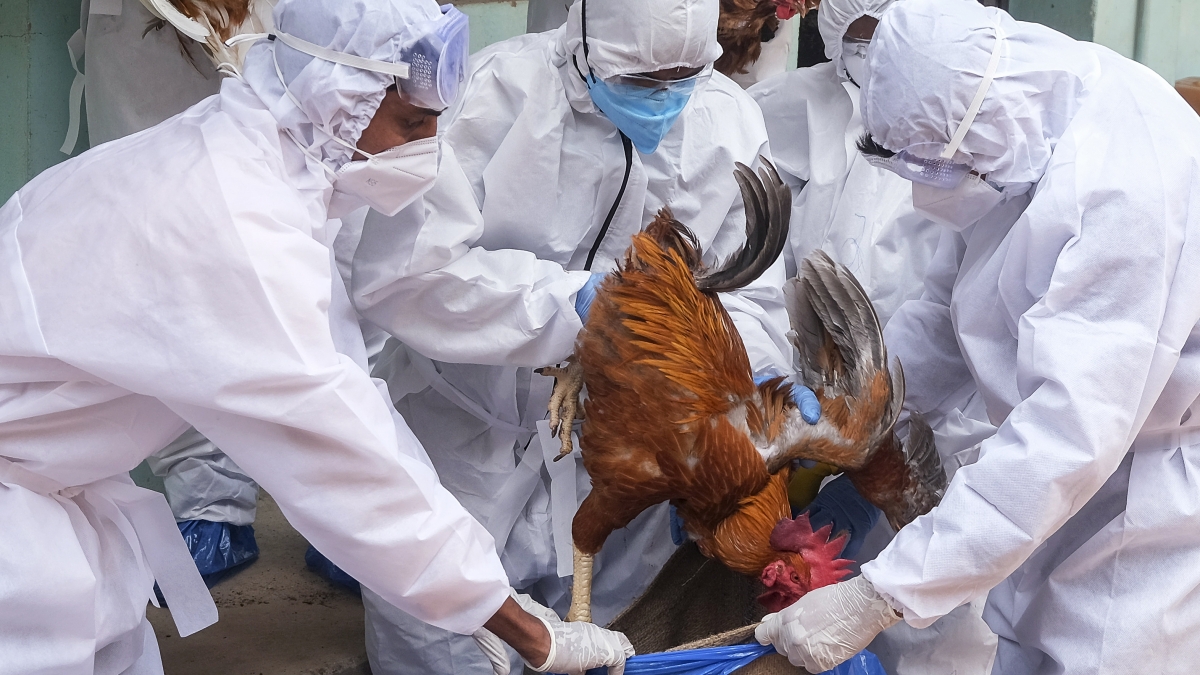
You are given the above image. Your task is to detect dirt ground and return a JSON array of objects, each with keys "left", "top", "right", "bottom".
[{"left": 147, "top": 493, "right": 369, "bottom": 675}]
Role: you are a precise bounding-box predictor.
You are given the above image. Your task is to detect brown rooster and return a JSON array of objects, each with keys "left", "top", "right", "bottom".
[
  {"left": 716, "top": 0, "right": 820, "bottom": 77},
  {"left": 542, "top": 160, "right": 945, "bottom": 623},
  {"left": 137, "top": 0, "right": 273, "bottom": 73}
]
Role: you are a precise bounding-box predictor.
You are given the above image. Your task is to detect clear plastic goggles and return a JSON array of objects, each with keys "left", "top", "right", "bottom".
[
  {"left": 602, "top": 65, "right": 713, "bottom": 98},
  {"left": 396, "top": 4, "right": 470, "bottom": 111},
  {"left": 864, "top": 142, "right": 974, "bottom": 189}
]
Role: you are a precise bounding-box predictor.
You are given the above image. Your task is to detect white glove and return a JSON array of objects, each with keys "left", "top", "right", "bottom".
[
  {"left": 755, "top": 575, "right": 901, "bottom": 672},
  {"left": 475, "top": 592, "right": 634, "bottom": 675},
  {"left": 472, "top": 592, "right": 564, "bottom": 675},
  {"left": 526, "top": 616, "right": 634, "bottom": 675},
  {"left": 510, "top": 591, "right": 563, "bottom": 623},
  {"left": 472, "top": 627, "right": 511, "bottom": 675},
  {"left": 513, "top": 594, "right": 633, "bottom": 675}
]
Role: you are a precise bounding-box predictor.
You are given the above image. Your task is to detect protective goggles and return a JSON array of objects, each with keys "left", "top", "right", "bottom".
[
  {"left": 864, "top": 22, "right": 1006, "bottom": 189},
  {"left": 601, "top": 66, "right": 713, "bottom": 97},
  {"left": 396, "top": 4, "right": 470, "bottom": 111},
  {"left": 229, "top": 4, "right": 469, "bottom": 111}
]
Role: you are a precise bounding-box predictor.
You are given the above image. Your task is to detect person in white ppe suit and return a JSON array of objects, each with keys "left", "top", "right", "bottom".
[
  {"left": 73, "top": 0, "right": 400, "bottom": 585},
  {"left": 69, "top": 0, "right": 263, "bottom": 584},
  {"left": 349, "top": 0, "right": 801, "bottom": 670},
  {"left": 747, "top": 0, "right": 939, "bottom": 326},
  {"left": 749, "top": 2, "right": 998, "bottom": 673},
  {"left": 754, "top": 1, "right": 1200, "bottom": 673},
  {"left": 0, "top": 0, "right": 637, "bottom": 673}
]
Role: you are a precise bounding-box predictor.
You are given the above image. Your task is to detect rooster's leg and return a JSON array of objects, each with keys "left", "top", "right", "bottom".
[
  {"left": 566, "top": 544, "right": 594, "bottom": 623},
  {"left": 538, "top": 360, "right": 584, "bottom": 460}
]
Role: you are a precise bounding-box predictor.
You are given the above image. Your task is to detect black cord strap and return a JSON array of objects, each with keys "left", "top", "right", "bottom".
[{"left": 585, "top": 132, "right": 634, "bottom": 271}]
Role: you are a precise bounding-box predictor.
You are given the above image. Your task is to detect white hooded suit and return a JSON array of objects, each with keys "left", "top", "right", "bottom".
[
  {"left": 747, "top": 3, "right": 997, "bottom": 673},
  {"left": 0, "top": 2, "right": 512, "bottom": 673},
  {"left": 859, "top": 2, "right": 1200, "bottom": 673},
  {"left": 350, "top": 0, "right": 793, "bottom": 670},
  {"left": 747, "top": 0, "right": 940, "bottom": 327}
]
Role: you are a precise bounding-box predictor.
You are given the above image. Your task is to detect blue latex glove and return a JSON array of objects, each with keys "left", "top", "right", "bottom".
[
  {"left": 801, "top": 475, "right": 881, "bottom": 559},
  {"left": 754, "top": 373, "right": 821, "bottom": 424},
  {"left": 669, "top": 504, "right": 687, "bottom": 546},
  {"left": 574, "top": 272, "right": 605, "bottom": 323}
]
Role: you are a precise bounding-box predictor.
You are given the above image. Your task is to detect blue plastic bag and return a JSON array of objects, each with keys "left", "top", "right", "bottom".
[
  {"left": 622, "top": 644, "right": 775, "bottom": 675},
  {"left": 574, "top": 645, "right": 885, "bottom": 675},
  {"left": 826, "top": 650, "right": 886, "bottom": 675},
  {"left": 178, "top": 520, "right": 259, "bottom": 587},
  {"left": 305, "top": 544, "right": 361, "bottom": 594}
]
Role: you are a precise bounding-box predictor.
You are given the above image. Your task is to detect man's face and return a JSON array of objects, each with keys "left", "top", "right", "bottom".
[
  {"left": 844, "top": 15, "right": 879, "bottom": 41},
  {"left": 355, "top": 87, "right": 441, "bottom": 159}
]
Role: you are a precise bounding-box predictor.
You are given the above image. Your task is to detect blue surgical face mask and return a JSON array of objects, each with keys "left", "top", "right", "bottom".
[{"left": 586, "top": 73, "right": 696, "bottom": 154}]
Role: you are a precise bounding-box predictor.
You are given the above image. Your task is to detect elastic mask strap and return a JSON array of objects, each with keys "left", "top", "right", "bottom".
[
  {"left": 259, "top": 30, "right": 412, "bottom": 80},
  {"left": 941, "top": 22, "right": 1006, "bottom": 160}
]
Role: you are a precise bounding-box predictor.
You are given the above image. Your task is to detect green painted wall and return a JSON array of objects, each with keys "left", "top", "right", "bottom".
[
  {"left": 0, "top": 4, "right": 31, "bottom": 203},
  {"left": 1133, "top": 0, "right": 1200, "bottom": 84},
  {"left": 1010, "top": 0, "right": 1200, "bottom": 84},
  {"left": 1010, "top": 0, "right": 1095, "bottom": 41},
  {"left": 1, "top": 0, "right": 88, "bottom": 203},
  {"left": 461, "top": 0, "right": 529, "bottom": 53}
]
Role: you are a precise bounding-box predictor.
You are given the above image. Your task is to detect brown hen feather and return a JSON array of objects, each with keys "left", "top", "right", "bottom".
[
  {"left": 169, "top": 0, "right": 251, "bottom": 41},
  {"left": 716, "top": 0, "right": 821, "bottom": 77}
]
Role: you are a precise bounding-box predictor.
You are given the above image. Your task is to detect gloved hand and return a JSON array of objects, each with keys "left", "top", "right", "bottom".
[
  {"left": 497, "top": 591, "right": 635, "bottom": 675},
  {"left": 802, "top": 475, "right": 881, "bottom": 559},
  {"left": 669, "top": 504, "right": 687, "bottom": 546},
  {"left": 527, "top": 617, "right": 635, "bottom": 675},
  {"left": 473, "top": 591, "right": 563, "bottom": 675},
  {"left": 574, "top": 272, "right": 605, "bottom": 323},
  {"left": 755, "top": 575, "right": 901, "bottom": 672},
  {"left": 754, "top": 373, "right": 821, "bottom": 424}
]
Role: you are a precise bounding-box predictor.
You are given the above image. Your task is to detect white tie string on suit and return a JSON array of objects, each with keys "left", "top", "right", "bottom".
[{"left": 0, "top": 455, "right": 218, "bottom": 637}]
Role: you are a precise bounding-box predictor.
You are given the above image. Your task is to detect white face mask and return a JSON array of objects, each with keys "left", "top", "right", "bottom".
[
  {"left": 911, "top": 173, "right": 1004, "bottom": 231},
  {"left": 330, "top": 137, "right": 440, "bottom": 217},
  {"left": 841, "top": 38, "right": 869, "bottom": 87}
]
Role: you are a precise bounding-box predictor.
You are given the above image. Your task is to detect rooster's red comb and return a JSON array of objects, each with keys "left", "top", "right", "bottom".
[{"left": 770, "top": 513, "right": 854, "bottom": 591}]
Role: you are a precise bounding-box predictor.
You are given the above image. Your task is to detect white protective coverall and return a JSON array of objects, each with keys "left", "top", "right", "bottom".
[
  {"left": 857, "top": 2, "right": 1200, "bottom": 673},
  {"left": 0, "top": 1, "right": 514, "bottom": 673},
  {"left": 748, "top": 3, "right": 996, "bottom": 673},
  {"left": 71, "top": 0, "right": 262, "bottom": 529},
  {"left": 747, "top": 0, "right": 939, "bottom": 326},
  {"left": 350, "top": 0, "right": 794, "bottom": 670}
]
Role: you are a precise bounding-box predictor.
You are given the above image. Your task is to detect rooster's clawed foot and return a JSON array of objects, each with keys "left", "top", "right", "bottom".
[{"left": 537, "top": 360, "right": 584, "bottom": 461}]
